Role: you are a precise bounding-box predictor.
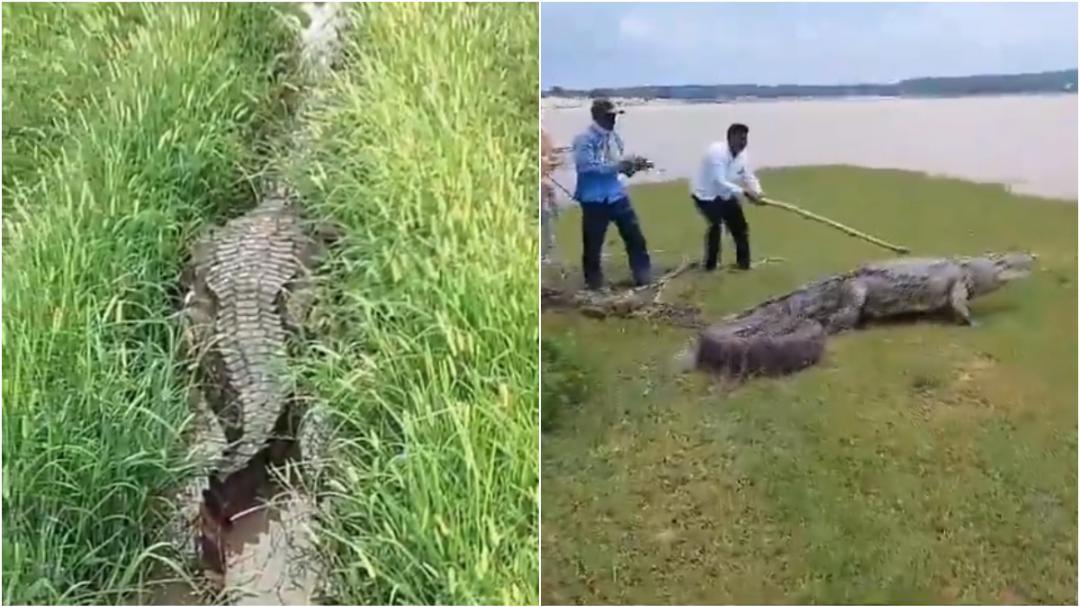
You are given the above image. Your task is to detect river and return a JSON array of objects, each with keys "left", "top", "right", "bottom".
[{"left": 542, "top": 94, "right": 1078, "bottom": 201}]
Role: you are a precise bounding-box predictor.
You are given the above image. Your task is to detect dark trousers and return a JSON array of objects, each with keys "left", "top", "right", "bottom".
[
  {"left": 692, "top": 195, "right": 750, "bottom": 270},
  {"left": 581, "top": 197, "right": 651, "bottom": 289}
]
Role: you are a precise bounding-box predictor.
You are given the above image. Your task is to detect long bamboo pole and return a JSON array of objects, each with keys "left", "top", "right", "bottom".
[
  {"left": 547, "top": 167, "right": 910, "bottom": 255},
  {"left": 758, "top": 197, "right": 910, "bottom": 254}
]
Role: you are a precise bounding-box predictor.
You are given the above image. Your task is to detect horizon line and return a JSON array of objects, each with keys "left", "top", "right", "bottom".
[{"left": 542, "top": 67, "right": 1079, "bottom": 93}]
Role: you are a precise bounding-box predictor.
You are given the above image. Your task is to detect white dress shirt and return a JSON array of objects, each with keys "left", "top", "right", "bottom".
[{"left": 691, "top": 141, "right": 762, "bottom": 201}]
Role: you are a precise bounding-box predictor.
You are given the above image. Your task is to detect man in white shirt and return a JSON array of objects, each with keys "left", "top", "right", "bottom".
[{"left": 690, "top": 123, "right": 764, "bottom": 271}]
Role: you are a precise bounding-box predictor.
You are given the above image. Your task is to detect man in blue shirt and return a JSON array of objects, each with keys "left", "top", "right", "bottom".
[{"left": 571, "top": 99, "right": 653, "bottom": 290}]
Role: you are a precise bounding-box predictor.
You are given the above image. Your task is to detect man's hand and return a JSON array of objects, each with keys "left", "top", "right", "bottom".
[
  {"left": 619, "top": 155, "right": 654, "bottom": 177},
  {"left": 631, "top": 155, "right": 655, "bottom": 172},
  {"left": 744, "top": 191, "right": 766, "bottom": 206}
]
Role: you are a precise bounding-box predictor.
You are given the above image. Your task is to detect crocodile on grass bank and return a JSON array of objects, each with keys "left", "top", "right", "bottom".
[
  {"left": 686, "top": 252, "right": 1036, "bottom": 377},
  {"left": 170, "top": 182, "right": 334, "bottom": 583}
]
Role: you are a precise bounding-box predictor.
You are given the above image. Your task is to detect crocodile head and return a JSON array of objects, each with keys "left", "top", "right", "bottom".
[
  {"left": 256, "top": 179, "right": 300, "bottom": 214},
  {"left": 962, "top": 252, "right": 1035, "bottom": 296}
]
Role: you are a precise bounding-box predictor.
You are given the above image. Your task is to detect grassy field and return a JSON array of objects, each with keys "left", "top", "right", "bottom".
[
  {"left": 1, "top": 4, "right": 290, "bottom": 604},
  {"left": 541, "top": 167, "right": 1077, "bottom": 604},
  {"left": 291, "top": 4, "right": 539, "bottom": 605}
]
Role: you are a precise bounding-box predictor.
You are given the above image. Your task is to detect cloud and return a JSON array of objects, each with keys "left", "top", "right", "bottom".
[
  {"left": 616, "top": 8, "right": 721, "bottom": 56},
  {"left": 617, "top": 14, "right": 653, "bottom": 41}
]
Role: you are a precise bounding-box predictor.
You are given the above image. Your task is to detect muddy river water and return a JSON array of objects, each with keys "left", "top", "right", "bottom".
[{"left": 542, "top": 94, "right": 1078, "bottom": 201}]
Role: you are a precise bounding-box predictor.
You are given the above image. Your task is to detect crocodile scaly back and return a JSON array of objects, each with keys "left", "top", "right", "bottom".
[{"left": 194, "top": 195, "right": 312, "bottom": 476}]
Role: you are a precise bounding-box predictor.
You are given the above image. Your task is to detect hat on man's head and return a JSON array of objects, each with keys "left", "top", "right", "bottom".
[{"left": 590, "top": 98, "right": 625, "bottom": 118}]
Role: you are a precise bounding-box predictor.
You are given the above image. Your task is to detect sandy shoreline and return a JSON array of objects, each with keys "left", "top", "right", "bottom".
[{"left": 542, "top": 94, "right": 1078, "bottom": 201}]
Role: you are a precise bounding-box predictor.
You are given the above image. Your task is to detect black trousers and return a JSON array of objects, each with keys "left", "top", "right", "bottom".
[
  {"left": 581, "top": 197, "right": 651, "bottom": 289},
  {"left": 692, "top": 195, "right": 750, "bottom": 270}
]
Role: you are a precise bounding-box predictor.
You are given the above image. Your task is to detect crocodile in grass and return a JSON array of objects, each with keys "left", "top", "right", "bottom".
[
  {"left": 172, "top": 183, "right": 332, "bottom": 580},
  {"left": 688, "top": 252, "right": 1035, "bottom": 377},
  {"left": 158, "top": 3, "right": 346, "bottom": 596}
]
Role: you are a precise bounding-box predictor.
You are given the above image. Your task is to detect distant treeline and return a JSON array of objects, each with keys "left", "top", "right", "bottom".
[{"left": 543, "top": 69, "right": 1078, "bottom": 101}]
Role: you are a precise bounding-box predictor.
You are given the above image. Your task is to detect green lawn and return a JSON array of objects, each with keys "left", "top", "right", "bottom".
[
  {"left": 291, "top": 4, "right": 539, "bottom": 604},
  {"left": 541, "top": 167, "right": 1077, "bottom": 605}
]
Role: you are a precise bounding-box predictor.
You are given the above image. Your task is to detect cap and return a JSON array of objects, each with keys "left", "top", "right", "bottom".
[{"left": 590, "top": 98, "right": 625, "bottom": 117}]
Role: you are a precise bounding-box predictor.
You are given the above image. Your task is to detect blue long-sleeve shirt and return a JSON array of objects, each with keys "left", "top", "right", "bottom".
[{"left": 572, "top": 123, "right": 626, "bottom": 204}]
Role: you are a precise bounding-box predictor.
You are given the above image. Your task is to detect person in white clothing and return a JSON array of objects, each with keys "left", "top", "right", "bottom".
[{"left": 690, "top": 123, "right": 764, "bottom": 270}]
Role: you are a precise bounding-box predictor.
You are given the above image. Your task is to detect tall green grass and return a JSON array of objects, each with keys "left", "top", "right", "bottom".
[
  {"left": 2, "top": 5, "right": 289, "bottom": 604},
  {"left": 293, "top": 4, "right": 538, "bottom": 604},
  {"left": 1, "top": 3, "right": 145, "bottom": 197}
]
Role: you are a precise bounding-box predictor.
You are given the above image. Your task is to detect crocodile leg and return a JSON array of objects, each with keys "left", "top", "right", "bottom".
[
  {"left": 282, "top": 231, "right": 329, "bottom": 332},
  {"left": 311, "top": 220, "right": 345, "bottom": 250},
  {"left": 281, "top": 271, "right": 315, "bottom": 333},
  {"left": 826, "top": 279, "right": 867, "bottom": 333},
  {"left": 181, "top": 293, "right": 216, "bottom": 359},
  {"left": 948, "top": 280, "right": 976, "bottom": 326}
]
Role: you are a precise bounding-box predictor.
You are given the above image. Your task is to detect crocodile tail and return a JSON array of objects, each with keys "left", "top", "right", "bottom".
[{"left": 694, "top": 319, "right": 826, "bottom": 377}]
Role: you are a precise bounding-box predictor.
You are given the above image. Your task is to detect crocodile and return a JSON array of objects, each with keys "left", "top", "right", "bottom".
[
  {"left": 689, "top": 252, "right": 1035, "bottom": 377},
  {"left": 174, "top": 182, "right": 330, "bottom": 581},
  {"left": 160, "top": 3, "right": 345, "bottom": 597}
]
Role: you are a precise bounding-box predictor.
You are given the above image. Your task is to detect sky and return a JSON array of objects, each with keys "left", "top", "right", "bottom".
[{"left": 540, "top": 2, "right": 1079, "bottom": 89}]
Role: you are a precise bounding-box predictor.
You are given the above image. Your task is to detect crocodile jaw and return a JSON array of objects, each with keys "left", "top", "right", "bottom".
[
  {"left": 996, "top": 252, "right": 1035, "bottom": 282},
  {"left": 964, "top": 252, "right": 1035, "bottom": 296},
  {"left": 998, "top": 267, "right": 1031, "bottom": 282}
]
